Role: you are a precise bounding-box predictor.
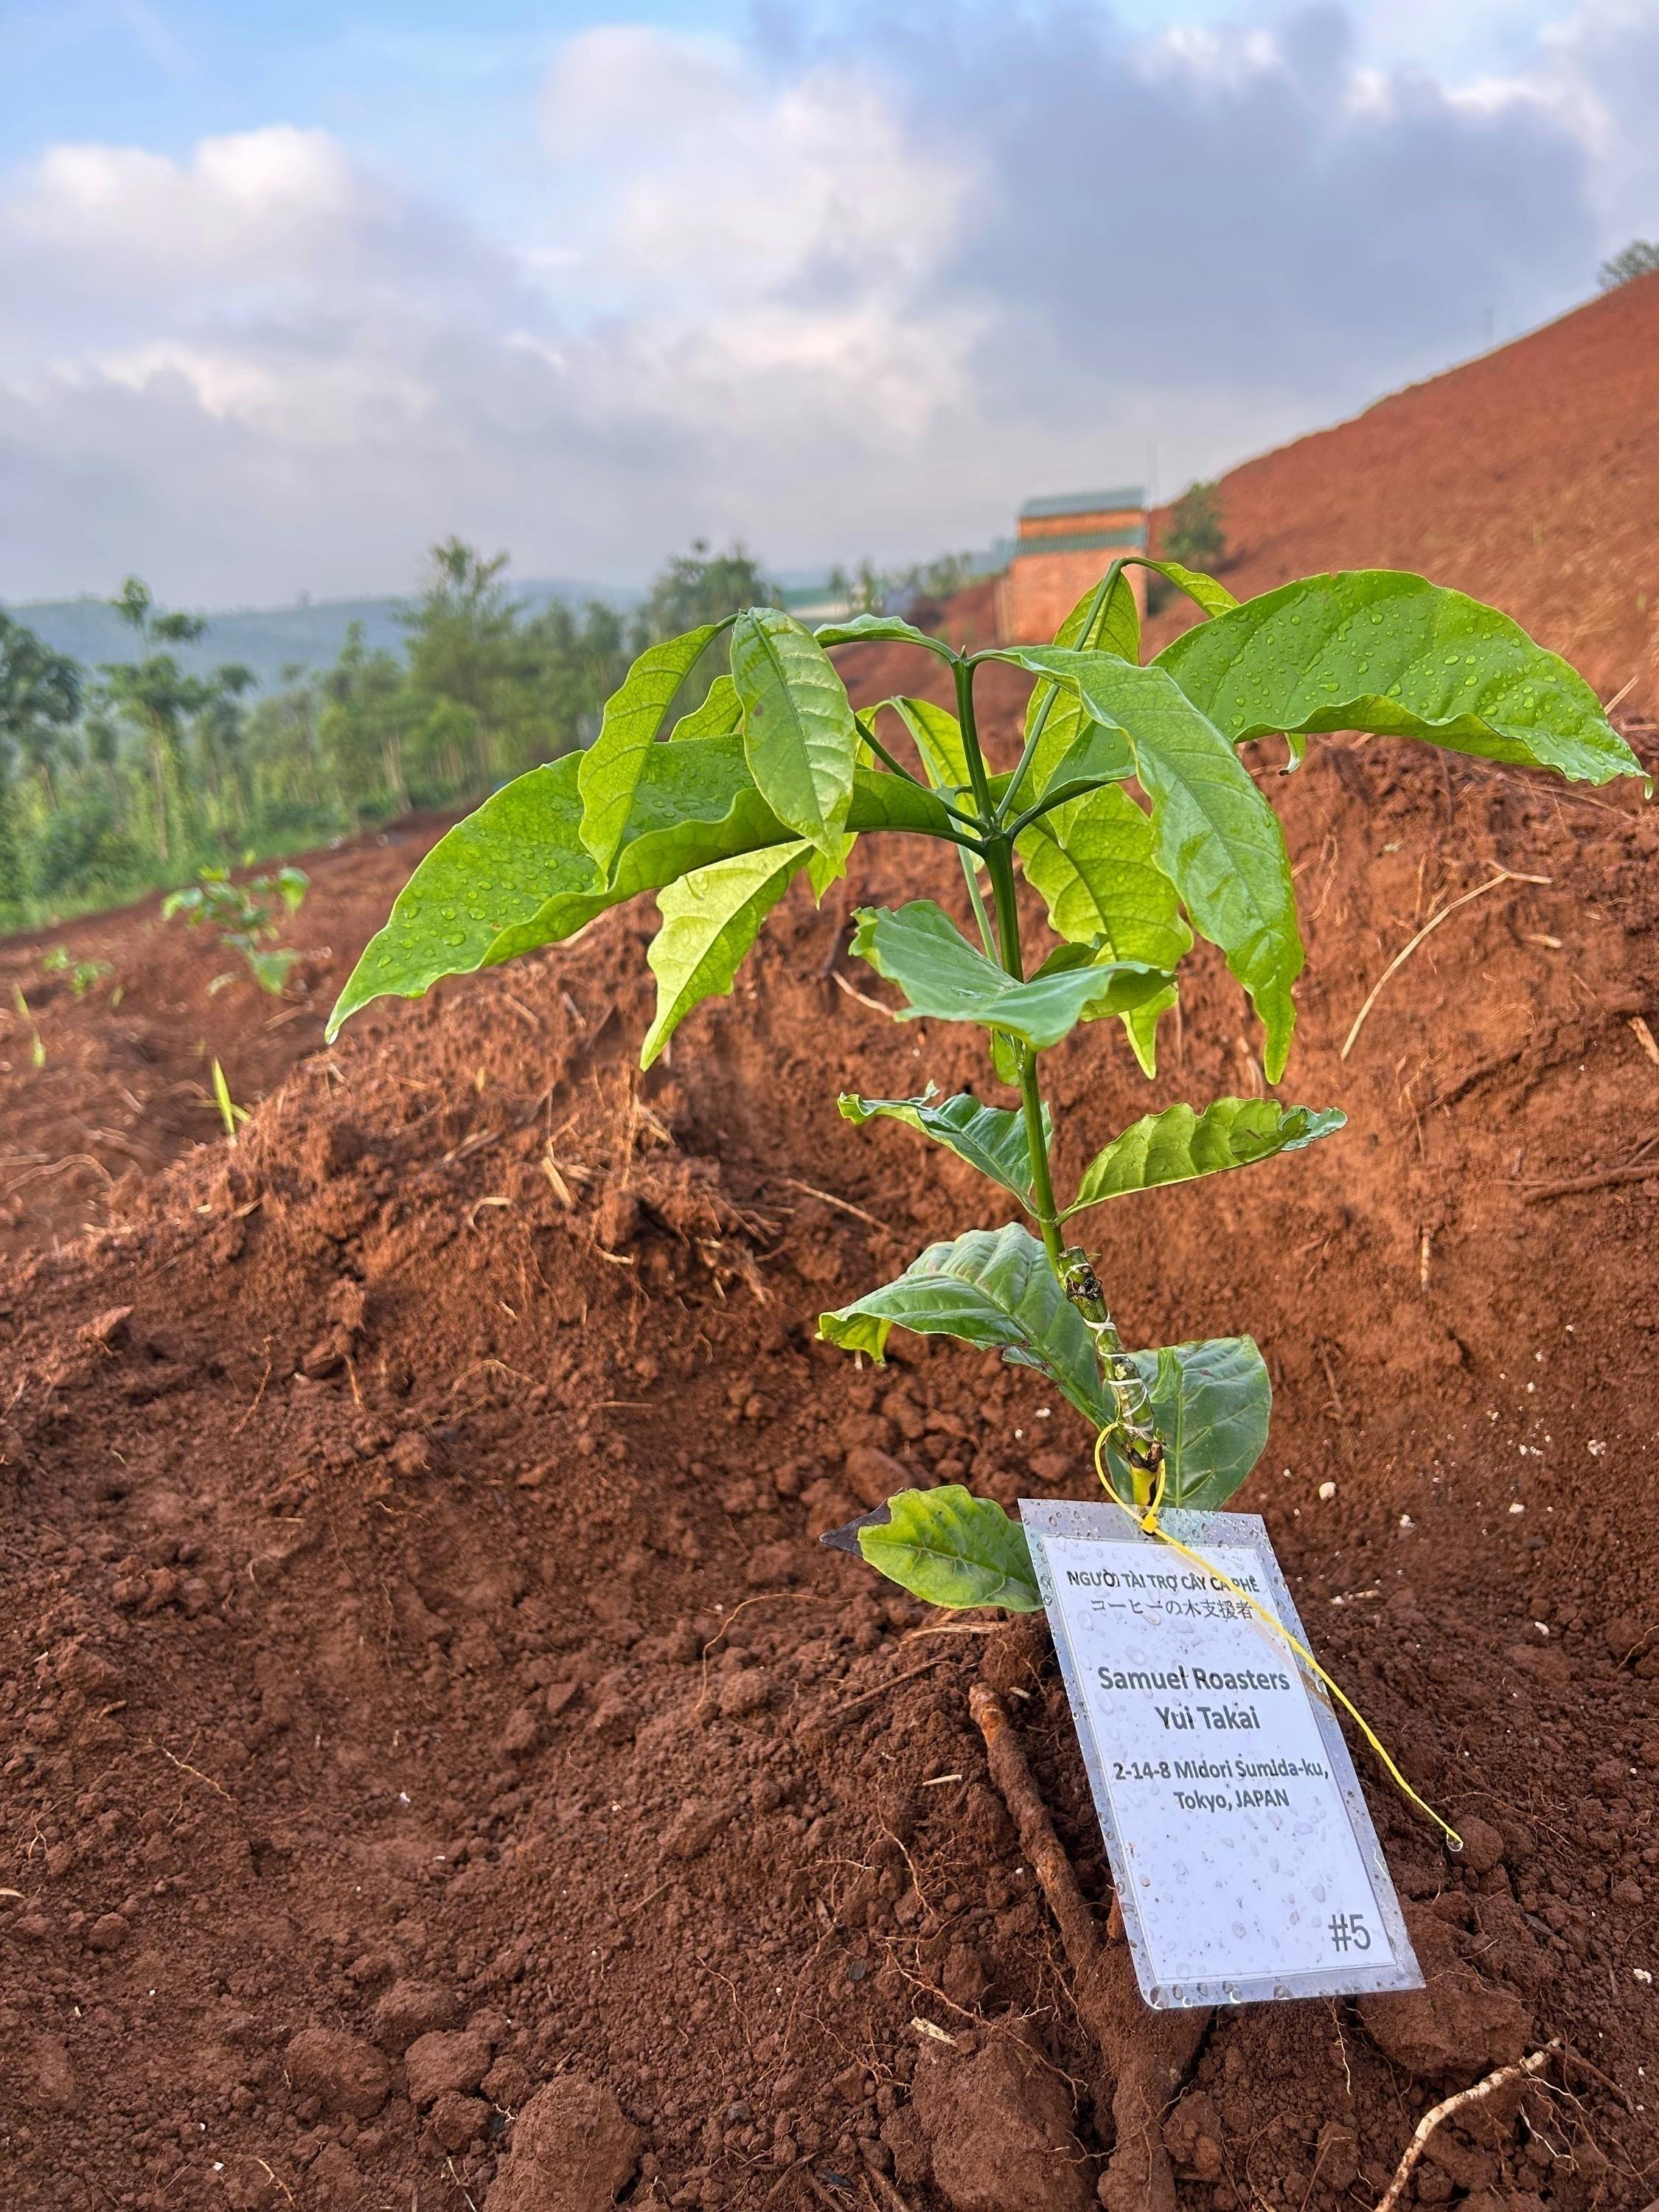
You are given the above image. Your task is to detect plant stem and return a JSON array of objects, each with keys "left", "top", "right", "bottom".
[
  {"left": 956, "top": 659, "right": 1066, "bottom": 1273},
  {"left": 952, "top": 658, "right": 996, "bottom": 822},
  {"left": 959, "top": 655, "right": 1158, "bottom": 1488},
  {"left": 1061, "top": 1248, "right": 1163, "bottom": 1504},
  {"left": 992, "top": 559, "right": 1127, "bottom": 825},
  {"left": 852, "top": 715, "right": 982, "bottom": 830},
  {"left": 1015, "top": 1046, "right": 1065, "bottom": 1273}
]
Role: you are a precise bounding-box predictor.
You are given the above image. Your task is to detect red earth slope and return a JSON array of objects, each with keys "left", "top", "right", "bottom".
[{"left": 1146, "top": 271, "right": 1659, "bottom": 718}]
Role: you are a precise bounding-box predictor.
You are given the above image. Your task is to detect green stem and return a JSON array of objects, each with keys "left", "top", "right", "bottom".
[
  {"left": 1060, "top": 1247, "right": 1162, "bottom": 1503},
  {"left": 1003, "top": 774, "right": 1120, "bottom": 843},
  {"left": 985, "top": 847, "right": 1063, "bottom": 1267},
  {"left": 963, "top": 630, "right": 1166, "bottom": 1491},
  {"left": 958, "top": 848, "right": 996, "bottom": 959},
  {"left": 956, "top": 658, "right": 1065, "bottom": 1272},
  {"left": 853, "top": 714, "right": 981, "bottom": 830},
  {"left": 952, "top": 658, "right": 997, "bottom": 821},
  {"left": 993, "top": 559, "right": 1128, "bottom": 824}
]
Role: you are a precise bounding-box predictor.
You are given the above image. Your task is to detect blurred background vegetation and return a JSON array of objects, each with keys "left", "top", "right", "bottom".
[
  {"left": 0, "top": 535, "right": 997, "bottom": 933},
  {"left": 0, "top": 539, "right": 773, "bottom": 931}
]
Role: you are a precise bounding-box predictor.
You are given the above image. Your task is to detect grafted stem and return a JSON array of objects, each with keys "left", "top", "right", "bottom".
[{"left": 1061, "top": 1247, "right": 1163, "bottom": 1506}]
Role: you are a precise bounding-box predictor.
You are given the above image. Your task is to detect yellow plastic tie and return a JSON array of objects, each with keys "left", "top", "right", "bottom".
[{"left": 1091, "top": 1432, "right": 1463, "bottom": 1854}]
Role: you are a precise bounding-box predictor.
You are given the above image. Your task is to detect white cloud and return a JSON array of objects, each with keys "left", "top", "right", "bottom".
[
  {"left": 0, "top": 5, "right": 1656, "bottom": 605},
  {"left": 13, "top": 128, "right": 360, "bottom": 267},
  {"left": 540, "top": 30, "right": 965, "bottom": 294}
]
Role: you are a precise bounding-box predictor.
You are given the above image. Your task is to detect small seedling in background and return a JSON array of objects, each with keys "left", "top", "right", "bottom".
[
  {"left": 12, "top": 983, "right": 46, "bottom": 1069},
  {"left": 329, "top": 562, "right": 1645, "bottom": 1611},
  {"left": 162, "top": 865, "right": 308, "bottom": 995},
  {"left": 41, "top": 947, "right": 114, "bottom": 999},
  {"left": 210, "top": 1057, "right": 250, "bottom": 1141}
]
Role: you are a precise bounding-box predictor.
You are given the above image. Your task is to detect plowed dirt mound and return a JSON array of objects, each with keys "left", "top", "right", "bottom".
[
  {"left": 1147, "top": 270, "right": 1659, "bottom": 718},
  {"left": 4, "top": 689, "right": 1658, "bottom": 2208},
  {"left": 0, "top": 819, "right": 453, "bottom": 1265}
]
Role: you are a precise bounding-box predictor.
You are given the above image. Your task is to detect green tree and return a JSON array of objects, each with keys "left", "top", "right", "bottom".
[
  {"left": 0, "top": 611, "right": 82, "bottom": 813},
  {"left": 0, "top": 745, "right": 24, "bottom": 925},
  {"left": 634, "top": 541, "right": 773, "bottom": 644},
  {"left": 1598, "top": 239, "right": 1659, "bottom": 291},
  {"left": 399, "top": 539, "right": 524, "bottom": 782},
  {"left": 100, "top": 578, "right": 213, "bottom": 863},
  {"left": 1164, "top": 481, "right": 1226, "bottom": 573},
  {"left": 519, "top": 597, "right": 631, "bottom": 762},
  {"left": 243, "top": 664, "right": 330, "bottom": 822},
  {"left": 192, "top": 665, "right": 257, "bottom": 832},
  {"left": 319, "top": 622, "right": 411, "bottom": 813}
]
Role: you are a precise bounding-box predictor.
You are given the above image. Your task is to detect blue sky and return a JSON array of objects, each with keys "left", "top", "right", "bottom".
[
  {"left": 2, "top": 1, "right": 1655, "bottom": 603},
  {"left": 4, "top": 2, "right": 1578, "bottom": 184}
]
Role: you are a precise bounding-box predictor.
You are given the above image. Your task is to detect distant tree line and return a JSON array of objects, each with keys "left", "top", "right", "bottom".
[
  {"left": 824, "top": 549, "right": 997, "bottom": 616},
  {"left": 1598, "top": 240, "right": 1659, "bottom": 292},
  {"left": 0, "top": 538, "right": 772, "bottom": 931}
]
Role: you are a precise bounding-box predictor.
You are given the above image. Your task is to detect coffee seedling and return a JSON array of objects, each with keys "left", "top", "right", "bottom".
[
  {"left": 164, "top": 864, "right": 308, "bottom": 995},
  {"left": 42, "top": 947, "right": 114, "bottom": 999},
  {"left": 330, "top": 563, "right": 1644, "bottom": 1605}
]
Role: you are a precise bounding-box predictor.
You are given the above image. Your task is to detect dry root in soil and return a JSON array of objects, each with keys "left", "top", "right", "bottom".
[{"left": 970, "top": 1672, "right": 1209, "bottom": 2211}]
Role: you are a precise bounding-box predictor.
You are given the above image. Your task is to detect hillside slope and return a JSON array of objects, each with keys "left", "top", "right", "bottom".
[{"left": 1148, "top": 270, "right": 1659, "bottom": 714}]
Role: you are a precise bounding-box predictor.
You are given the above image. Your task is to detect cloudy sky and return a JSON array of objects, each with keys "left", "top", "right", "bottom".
[{"left": 3, "top": 0, "right": 1657, "bottom": 605}]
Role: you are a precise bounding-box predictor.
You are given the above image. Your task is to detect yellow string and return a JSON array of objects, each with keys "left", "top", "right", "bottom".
[{"left": 1091, "top": 1431, "right": 1463, "bottom": 1853}]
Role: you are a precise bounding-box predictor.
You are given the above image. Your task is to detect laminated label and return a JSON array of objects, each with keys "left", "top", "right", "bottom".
[{"left": 1020, "top": 1499, "right": 1423, "bottom": 2008}]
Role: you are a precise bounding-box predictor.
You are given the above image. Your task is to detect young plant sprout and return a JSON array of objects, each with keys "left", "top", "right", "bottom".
[
  {"left": 164, "top": 864, "right": 309, "bottom": 995},
  {"left": 329, "top": 563, "right": 1645, "bottom": 1608},
  {"left": 41, "top": 947, "right": 114, "bottom": 999}
]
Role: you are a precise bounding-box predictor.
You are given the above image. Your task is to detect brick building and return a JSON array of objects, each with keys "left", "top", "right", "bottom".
[{"left": 994, "top": 487, "right": 1149, "bottom": 644}]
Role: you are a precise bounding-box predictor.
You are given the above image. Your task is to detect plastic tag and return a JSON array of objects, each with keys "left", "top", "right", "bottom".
[{"left": 1020, "top": 1498, "right": 1422, "bottom": 2009}]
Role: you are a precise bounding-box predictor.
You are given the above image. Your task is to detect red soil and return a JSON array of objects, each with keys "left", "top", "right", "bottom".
[
  {"left": 0, "top": 819, "right": 454, "bottom": 1266},
  {"left": 4, "top": 705, "right": 1658, "bottom": 2211},
  {"left": 1147, "top": 271, "right": 1659, "bottom": 718}
]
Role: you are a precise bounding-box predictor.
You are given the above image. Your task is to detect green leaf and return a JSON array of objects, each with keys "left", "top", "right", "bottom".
[
  {"left": 327, "top": 754, "right": 611, "bottom": 1037},
  {"left": 1065, "top": 1097, "right": 1345, "bottom": 1217},
  {"left": 858, "top": 1486, "right": 1042, "bottom": 1613},
  {"left": 578, "top": 622, "right": 728, "bottom": 871},
  {"left": 815, "top": 613, "right": 954, "bottom": 660},
  {"left": 1062, "top": 565, "right": 1145, "bottom": 656},
  {"left": 877, "top": 695, "right": 971, "bottom": 791},
  {"left": 731, "top": 607, "right": 860, "bottom": 854},
  {"left": 1021, "top": 721, "right": 1135, "bottom": 807},
  {"left": 1132, "top": 557, "right": 1237, "bottom": 619},
  {"left": 641, "top": 842, "right": 811, "bottom": 1069},
  {"left": 846, "top": 768, "right": 968, "bottom": 843},
  {"left": 838, "top": 1087, "right": 1048, "bottom": 1207},
  {"left": 245, "top": 947, "right": 298, "bottom": 995},
  {"left": 669, "top": 673, "right": 741, "bottom": 741},
  {"left": 1037, "top": 653, "right": 1303, "bottom": 1077},
  {"left": 819, "top": 1222, "right": 1108, "bottom": 1427},
  {"left": 997, "top": 649, "right": 1304, "bottom": 1073},
  {"left": 851, "top": 900, "right": 1172, "bottom": 1051},
  {"left": 1156, "top": 571, "right": 1647, "bottom": 788},
  {"left": 807, "top": 835, "right": 856, "bottom": 898},
  {"left": 1017, "top": 782, "right": 1192, "bottom": 1075},
  {"left": 1016, "top": 569, "right": 1142, "bottom": 807},
  {"left": 1104, "top": 1338, "right": 1271, "bottom": 1510},
  {"left": 329, "top": 737, "right": 976, "bottom": 1039}
]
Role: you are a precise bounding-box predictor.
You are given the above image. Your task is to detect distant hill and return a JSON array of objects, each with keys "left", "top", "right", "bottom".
[
  {"left": 1, "top": 579, "right": 637, "bottom": 693},
  {"left": 1144, "top": 269, "right": 1659, "bottom": 717}
]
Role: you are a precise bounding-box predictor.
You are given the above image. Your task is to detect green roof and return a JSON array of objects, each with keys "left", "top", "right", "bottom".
[
  {"left": 1010, "top": 524, "right": 1149, "bottom": 556},
  {"left": 1019, "top": 487, "right": 1144, "bottom": 521}
]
